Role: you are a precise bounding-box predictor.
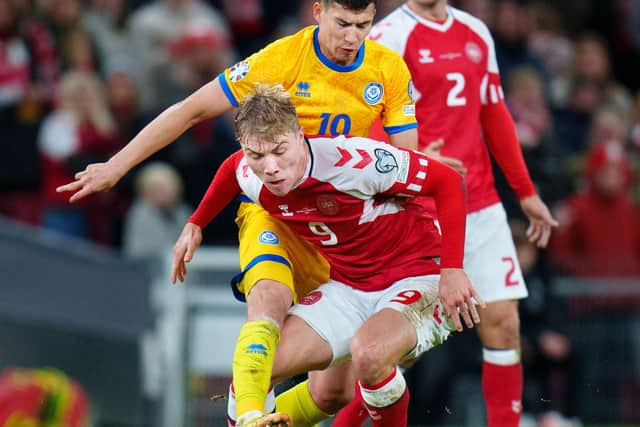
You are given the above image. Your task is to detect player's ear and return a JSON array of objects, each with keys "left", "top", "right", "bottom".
[{"left": 312, "top": 2, "right": 323, "bottom": 23}]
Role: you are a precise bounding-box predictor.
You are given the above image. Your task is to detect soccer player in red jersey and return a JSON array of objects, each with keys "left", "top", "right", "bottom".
[
  {"left": 173, "top": 84, "right": 484, "bottom": 427},
  {"left": 333, "top": 1, "right": 559, "bottom": 426}
]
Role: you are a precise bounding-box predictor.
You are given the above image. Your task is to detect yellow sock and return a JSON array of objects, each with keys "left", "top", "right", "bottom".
[
  {"left": 275, "top": 379, "right": 332, "bottom": 427},
  {"left": 233, "top": 320, "right": 280, "bottom": 417}
]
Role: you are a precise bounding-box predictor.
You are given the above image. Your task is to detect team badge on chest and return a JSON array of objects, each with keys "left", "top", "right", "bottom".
[
  {"left": 363, "top": 82, "right": 384, "bottom": 105},
  {"left": 316, "top": 194, "right": 340, "bottom": 216}
]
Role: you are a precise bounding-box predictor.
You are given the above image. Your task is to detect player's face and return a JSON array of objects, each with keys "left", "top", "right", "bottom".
[
  {"left": 314, "top": 1, "right": 376, "bottom": 65},
  {"left": 243, "top": 128, "right": 308, "bottom": 196}
]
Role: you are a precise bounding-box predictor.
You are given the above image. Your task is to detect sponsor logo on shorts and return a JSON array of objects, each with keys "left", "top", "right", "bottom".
[
  {"left": 228, "top": 60, "right": 250, "bottom": 82},
  {"left": 363, "top": 82, "right": 384, "bottom": 105},
  {"left": 245, "top": 343, "right": 268, "bottom": 356},
  {"left": 316, "top": 195, "right": 340, "bottom": 216},
  {"left": 259, "top": 230, "right": 279, "bottom": 244},
  {"left": 374, "top": 148, "right": 398, "bottom": 174},
  {"left": 298, "top": 290, "right": 322, "bottom": 305}
]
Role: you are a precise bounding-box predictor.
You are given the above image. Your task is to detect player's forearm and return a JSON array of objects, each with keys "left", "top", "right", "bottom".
[
  {"left": 108, "top": 80, "right": 232, "bottom": 180},
  {"left": 481, "top": 101, "right": 536, "bottom": 199},
  {"left": 426, "top": 161, "right": 467, "bottom": 268}
]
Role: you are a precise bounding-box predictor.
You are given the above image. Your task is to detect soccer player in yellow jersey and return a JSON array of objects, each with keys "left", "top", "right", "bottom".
[{"left": 57, "top": 1, "right": 417, "bottom": 426}]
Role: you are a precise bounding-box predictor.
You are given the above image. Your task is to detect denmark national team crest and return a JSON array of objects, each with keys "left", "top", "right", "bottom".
[
  {"left": 465, "top": 42, "right": 483, "bottom": 63},
  {"left": 363, "top": 82, "right": 384, "bottom": 105},
  {"left": 228, "top": 60, "right": 250, "bottom": 82},
  {"left": 316, "top": 194, "right": 340, "bottom": 216},
  {"left": 374, "top": 148, "right": 398, "bottom": 173},
  {"left": 298, "top": 290, "right": 323, "bottom": 305},
  {"left": 258, "top": 230, "right": 279, "bottom": 244}
]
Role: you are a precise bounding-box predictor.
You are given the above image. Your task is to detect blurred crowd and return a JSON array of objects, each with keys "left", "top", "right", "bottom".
[
  {"left": 1, "top": 0, "right": 639, "bottom": 272},
  {"left": 1, "top": 0, "right": 640, "bottom": 425}
]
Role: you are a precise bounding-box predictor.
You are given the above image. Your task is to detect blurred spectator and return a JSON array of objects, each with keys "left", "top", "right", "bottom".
[
  {"left": 490, "top": 0, "right": 545, "bottom": 79},
  {"left": 0, "top": 367, "right": 90, "bottom": 427},
  {"left": 453, "top": 0, "right": 493, "bottom": 25},
  {"left": 83, "top": 0, "right": 146, "bottom": 95},
  {"left": 38, "top": 69, "right": 121, "bottom": 241},
  {"left": 157, "top": 23, "right": 230, "bottom": 108},
  {"left": 0, "top": 0, "right": 59, "bottom": 226},
  {"left": 585, "top": 0, "right": 640, "bottom": 93},
  {"left": 526, "top": 2, "right": 574, "bottom": 107},
  {"left": 41, "top": 0, "right": 99, "bottom": 71},
  {"left": 122, "top": 162, "right": 191, "bottom": 262},
  {"left": 129, "top": 0, "right": 231, "bottom": 107},
  {"left": 495, "top": 66, "right": 568, "bottom": 217},
  {"left": 550, "top": 141, "right": 640, "bottom": 276},
  {"left": 511, "top": 219, "right": 578, "bottom": 420},
  {"left": 212, "top": 0, "right": 292, "bottom": 56}
]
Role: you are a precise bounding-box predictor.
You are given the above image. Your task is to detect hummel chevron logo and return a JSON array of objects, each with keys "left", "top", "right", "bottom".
[{"left": 334, "top": 147, "right": 373, "bottom": 169}]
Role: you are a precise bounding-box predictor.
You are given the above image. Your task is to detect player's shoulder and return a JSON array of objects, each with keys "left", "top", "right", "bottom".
[
  {"left": 369, "top": 5, "right": 417, "bottom": 53},
  {"left": 256, "top": 25, "right": 314, "bottom": 57},
  {"left": 449, "top": 6, "right": 494, "bottom": 44}
]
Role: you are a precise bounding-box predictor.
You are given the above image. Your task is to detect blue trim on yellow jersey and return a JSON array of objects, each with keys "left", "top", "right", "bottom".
[
  {"left": 230, "top": 254, "right": 293, "bottom": 302},
  {"left": 313, "top": 27, "right": 364, "bottom": 72},
  {"left": 384, "top": 122, "right": 418, "bottom": 134},
  {"left": 237, "top": 194, "right": 253, "bottom": 203},
  {"left": 218, "top": 73, "right": 239, "bottom": 107}
]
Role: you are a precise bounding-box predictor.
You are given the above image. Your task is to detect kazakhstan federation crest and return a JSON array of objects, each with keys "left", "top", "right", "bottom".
[{"left": 363, "top": 82, "right": 384, "bottom": 105}]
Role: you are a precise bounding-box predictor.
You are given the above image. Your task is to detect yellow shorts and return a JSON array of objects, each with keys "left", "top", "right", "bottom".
[{"left": 232, "top": 201, "right": 330, "bottom": 302}]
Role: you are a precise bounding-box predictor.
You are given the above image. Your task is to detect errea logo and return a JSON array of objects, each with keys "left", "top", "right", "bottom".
[{"left": 295, "top": 81, "right": 311, "bottom": 98}]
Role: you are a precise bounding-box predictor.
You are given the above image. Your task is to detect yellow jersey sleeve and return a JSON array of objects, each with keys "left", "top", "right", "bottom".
[
  {"left": 374, "top": 42, "right": 417, "bottom": 134},
  {"left": 218, "top": 31, "right": 304, "bottom": 107}
]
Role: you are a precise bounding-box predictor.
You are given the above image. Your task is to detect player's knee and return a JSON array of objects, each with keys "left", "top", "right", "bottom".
[
  {"left": 350, "top": 338, "right": 389, "bottom": 384},
  {"left": 309, "top": 381, "right": 353, "bottom": 414},
  {"left": 481, "top": 308, "right": 520, "bottom": 348}
]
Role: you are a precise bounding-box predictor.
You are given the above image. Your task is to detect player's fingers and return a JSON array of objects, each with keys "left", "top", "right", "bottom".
[
  {"left": 68, "top": 187, "right": 93, "bottom": 204},
  {"left": 74, "top": 170, "right": 88, "bottom": 179},
  {"left": 459, "top": 304, "right": 474, "bottom": 329},
  {"left": 447, "top": 305, "right": 463, "bottom": 332},
  {"left": 527, "top": 222, "right": 542, "bottom": 243},
  {"left": 468, "top": 301, "right": 480, "bottom": 324},
  {"left": 472, "top": 290, "right": 486, "bottom": 309},
  {"left": 56, "top": 180, "right": 83, "bottom": 193},
  {"left": 536, "top": 225, "right": 552, "bottom": 248}
]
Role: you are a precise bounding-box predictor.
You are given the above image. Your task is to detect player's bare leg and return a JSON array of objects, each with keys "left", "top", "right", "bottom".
[{"left": 477, "top": 299, "right": 522, "bottom": 427}]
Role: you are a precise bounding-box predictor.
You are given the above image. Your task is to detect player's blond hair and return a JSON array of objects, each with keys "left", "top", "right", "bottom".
[{"left": 235, "top": 84, "right": 300, "bottom": 146}]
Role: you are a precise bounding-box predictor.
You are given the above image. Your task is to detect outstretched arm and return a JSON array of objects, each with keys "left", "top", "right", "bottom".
[{"left": 57, "top": 78, "right": 234, "bottom": 203}]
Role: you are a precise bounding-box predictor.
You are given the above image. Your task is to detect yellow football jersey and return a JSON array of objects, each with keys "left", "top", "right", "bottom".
[{"left": 219, "top": 26, "right": 417, "bottom": 137}]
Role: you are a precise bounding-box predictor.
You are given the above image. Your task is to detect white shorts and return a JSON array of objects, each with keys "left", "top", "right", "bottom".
[
  {"left": 288, "top": 275, "right": 456, "bottom": 365},
  {"left": 464, "top": 203, "right": 528, "bottom": 303}
]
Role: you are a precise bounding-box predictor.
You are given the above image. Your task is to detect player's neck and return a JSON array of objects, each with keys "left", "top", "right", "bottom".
[
  {"left": 407, "top": 0, "right": 448, "bottom": 22},
  {"left": 293, "top": 142, "right": 311, "bottom": 190}
]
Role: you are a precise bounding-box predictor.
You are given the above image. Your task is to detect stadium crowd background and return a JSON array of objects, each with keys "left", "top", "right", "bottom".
[{"left": 1, "top": 0, "right": 640, "bottom": 426}]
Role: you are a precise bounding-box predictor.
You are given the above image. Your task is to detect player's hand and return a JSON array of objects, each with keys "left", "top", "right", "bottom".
[
  {"left": 423, "top": 139, "right": 467, "bottom": 176},
  {"left": 56, "top": 161, "right": 124, "bottom": 203},
  {"left": 171, "top": 222, "right": 203, "bottom": 284},
  {"left": 519, "top": 194, "right": 559, "bottom": 248},
  {"left": 438, "top": 268, "right": 485, "bottom": 332}
]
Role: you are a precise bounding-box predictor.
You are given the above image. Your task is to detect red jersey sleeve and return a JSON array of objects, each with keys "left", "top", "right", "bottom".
[
  {"left": 481, "top": 101, "right": 536, "bottom": 199},
  {"left": 386, "top": 152, "right": 467, "bottom": 268},
  {"left": 189, "top": 150, "right": 243, "bottom": 228}
]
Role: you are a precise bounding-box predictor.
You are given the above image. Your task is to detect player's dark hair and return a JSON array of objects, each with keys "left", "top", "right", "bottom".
[{"left": 321, "top": 0, "right": 377, "bottom": 11}]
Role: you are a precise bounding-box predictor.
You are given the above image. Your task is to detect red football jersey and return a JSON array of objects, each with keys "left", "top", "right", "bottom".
[
  {"left": 371, "top": 5, "right": 505, "bottom": 212},
  {"left": 227, "top": 136, "right": 466, "bottom": 291}
]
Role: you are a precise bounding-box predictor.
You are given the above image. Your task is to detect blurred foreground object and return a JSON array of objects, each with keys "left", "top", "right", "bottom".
[{"left": 0, "top": 367, "right": 90, "bottom": 427}]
